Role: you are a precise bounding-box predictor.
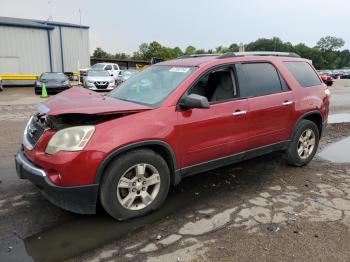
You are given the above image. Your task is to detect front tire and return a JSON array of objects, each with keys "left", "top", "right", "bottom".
[
  {"left": 100, "top": 149, "right": 170, "bottom": 220},
  {"left": 285, "top": 120, "right": 320, "bottom": 166}
]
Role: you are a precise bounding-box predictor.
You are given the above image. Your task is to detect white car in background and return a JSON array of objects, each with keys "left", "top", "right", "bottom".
[
  {"left": 116, "top": 69, "right": 139, "bottom": 85},
  {"left": 83, "top": 70, "right": 116, "bottom": 91},
  {"left": 90, "top": 63, "right": 121, "bottom": 81}
]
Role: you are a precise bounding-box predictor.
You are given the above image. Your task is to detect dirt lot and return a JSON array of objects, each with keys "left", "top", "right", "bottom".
[{"left": 0, "top": 81, "right": 350, "bottom": 262}]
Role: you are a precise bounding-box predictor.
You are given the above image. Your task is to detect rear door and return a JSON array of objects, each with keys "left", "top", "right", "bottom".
[{"left": 236, "top": 62, "right": 295, "bottom": 149}]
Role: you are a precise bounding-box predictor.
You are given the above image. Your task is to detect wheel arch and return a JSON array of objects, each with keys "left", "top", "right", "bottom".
[
  {"left": 292, "top": 111, "right": 324, "bottom": 138},
  {"left": 95, "top": 140, "right": 180, "bottom": 186}
]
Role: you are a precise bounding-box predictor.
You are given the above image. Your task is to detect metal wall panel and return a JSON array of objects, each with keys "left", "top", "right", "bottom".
[
  {"left": 61, "top": 26, "right": 90, "bottom": 72},
  {"left": 0, "top": 24, "right": 90, "bottom": 77},
  {"left": 49, "top": 26, "right": 63, "bottom": 72},
  {"left": 0, "top": 26, "right": 50, "bottom": 74}
]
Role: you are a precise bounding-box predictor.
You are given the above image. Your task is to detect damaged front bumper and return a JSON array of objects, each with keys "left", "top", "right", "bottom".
[{"left": 15, "top": 147, "right": 99, "bottom": 214}]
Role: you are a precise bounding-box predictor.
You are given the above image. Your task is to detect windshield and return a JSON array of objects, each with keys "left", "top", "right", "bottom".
[
  {"left": 88, "top": 70, "right": 110, "bottom": 77},
  {"left": 41, "top": 73, "right": 67, "bottom": 81},
  {"left": 91, "top": 63, "right": 106, "bottom": 70},
  {"left": 109, "top": 65, "right": 196, "bottom": 106}
]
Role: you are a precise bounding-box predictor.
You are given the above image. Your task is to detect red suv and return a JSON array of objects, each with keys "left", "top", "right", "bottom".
[{"left": 15, "top": 52, "right": 330, "bottom": 220}]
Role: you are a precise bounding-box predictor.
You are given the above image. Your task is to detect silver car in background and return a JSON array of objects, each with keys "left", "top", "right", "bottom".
[
  {"left": 116, "top": 69, "right": 139, "bottom": 86},
  {"left": 83, "top": 70, "right": 116, "bottom": 91}
]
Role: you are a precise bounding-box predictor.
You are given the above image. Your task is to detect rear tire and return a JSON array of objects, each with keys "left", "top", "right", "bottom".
[
  {"left": 100, "top": 149, "right": 170, "bottom": 220},
  {"left": 285, "top": 120, "right": 320, "bottom": 166}
]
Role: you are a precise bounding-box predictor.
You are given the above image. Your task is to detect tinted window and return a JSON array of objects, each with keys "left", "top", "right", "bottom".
[
  {"left": 238, "top": 63, "right": 283, "bottom": 97},
  {"left": 189, "top": 67, "right": 237, "bottom": 103},
  {"left": 105, "top": 65, "right": 112, "bottom": 70},
  {"left": 284, "top": 61, "right": 321, "bottom": 87},
  {"left": 113, "top": 64, "right": 119, "bottom": 70}
]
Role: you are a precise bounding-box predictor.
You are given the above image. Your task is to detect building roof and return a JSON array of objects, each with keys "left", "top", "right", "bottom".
[{"left": 0, "top": 16, "right": 89, "bottom": 30}]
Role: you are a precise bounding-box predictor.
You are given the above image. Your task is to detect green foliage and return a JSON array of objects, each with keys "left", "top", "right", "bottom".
[
  {"left": 185, "top": 45, "right": 196, "bottom": 55},
  {"left": 246, "top": 37, "right": 294, "bottom": 52},
  {"left": 92, "top": 47, "right": 111, "bottom": 58},
  {"left": 114, "top": 53, "right": 130, "bottom": 59},
  {"left": 316, "top": 36, "right": 345, "bottom": 51},
  {"left": 92, "top": 36, "right": 350, "bottom": 69}
]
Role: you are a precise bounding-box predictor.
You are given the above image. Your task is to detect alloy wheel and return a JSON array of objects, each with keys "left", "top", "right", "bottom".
[
  {"left": 297, "top": 129, "right": 316, "bottom": 159},
  {"left": 116, "top": 163, "right": 161, "bottom": 210}
]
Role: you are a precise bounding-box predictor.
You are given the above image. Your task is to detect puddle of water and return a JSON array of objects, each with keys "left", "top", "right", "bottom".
[
  {"left": 328, "top": 113, "right": 350, "bottom": 124},
  {"left": 0, "top": 175, "right": 220, "bottom": 262},
  {"left": 318, "top": 136, "right": 350, "bottom": 163}
]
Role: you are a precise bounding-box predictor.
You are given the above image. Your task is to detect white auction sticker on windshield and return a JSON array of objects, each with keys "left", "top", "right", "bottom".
[{"left": 169, "top": 67, "right": 190, "bottom": 73}]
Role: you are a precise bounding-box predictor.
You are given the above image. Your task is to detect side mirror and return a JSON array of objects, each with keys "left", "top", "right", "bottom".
[
  {"left": 180, "top": 94, "right": 210, "bottom": 109},
  {"left": 110, "top": 73, "right": 114, "bottom": 76}
]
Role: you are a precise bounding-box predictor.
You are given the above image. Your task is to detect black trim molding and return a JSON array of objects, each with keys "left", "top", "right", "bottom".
[{"left": 180, "top": 141, "right": 290, "bottom": 178}]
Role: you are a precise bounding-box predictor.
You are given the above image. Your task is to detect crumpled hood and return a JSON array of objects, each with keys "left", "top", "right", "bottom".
[{"left": 39, "top": 87, "right": 152, "bottom": 116}]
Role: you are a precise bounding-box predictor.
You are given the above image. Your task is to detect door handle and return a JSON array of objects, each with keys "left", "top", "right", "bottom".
[
  {"left": 232, "top": 110, "right": 247, "bottom": 116},
  {"left": 282, "top": 101, "right": 294, "bottom": 106}
]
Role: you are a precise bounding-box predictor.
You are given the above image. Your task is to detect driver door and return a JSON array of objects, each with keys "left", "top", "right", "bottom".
[{"left": 177, "top": 65, "right": 249, "bottom": 169}]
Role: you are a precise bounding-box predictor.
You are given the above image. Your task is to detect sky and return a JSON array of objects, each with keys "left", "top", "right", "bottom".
[{"left": 1, "top": 0, "right": 349, "bottom": 55}]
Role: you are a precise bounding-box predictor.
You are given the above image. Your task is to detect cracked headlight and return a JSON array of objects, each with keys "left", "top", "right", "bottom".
[{"left": 45, "top": 126, "right": 95, "bottom": 155}]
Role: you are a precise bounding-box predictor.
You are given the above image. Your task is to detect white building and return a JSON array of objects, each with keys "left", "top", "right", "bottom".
[{"left": 0, "top": 16, "right": 90, "bottom": 83}]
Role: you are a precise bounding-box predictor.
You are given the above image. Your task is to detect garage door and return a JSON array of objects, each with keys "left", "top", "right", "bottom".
[{"left": 0, "top": 56, "right": 20, "bottom": 74}]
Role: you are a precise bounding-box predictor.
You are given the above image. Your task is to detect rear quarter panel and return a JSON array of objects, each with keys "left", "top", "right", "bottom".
[{"left": 276, "top": 59, "right": 329, "bottom": 137}]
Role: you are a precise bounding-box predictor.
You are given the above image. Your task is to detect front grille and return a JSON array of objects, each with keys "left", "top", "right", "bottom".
[
  {"left": 26, "top": 115, "right": 46, "bottom": 148},
  {"left": 94, "top": 81, "right": 109, "bottom": 89}
]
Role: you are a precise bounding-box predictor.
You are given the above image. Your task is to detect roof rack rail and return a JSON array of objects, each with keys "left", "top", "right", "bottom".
[
  {"left": 177, "top": 54, "right": 219, "bottom": 59},
  {"left": 218, "top": 51, "right": 300, "bottom": 59}
]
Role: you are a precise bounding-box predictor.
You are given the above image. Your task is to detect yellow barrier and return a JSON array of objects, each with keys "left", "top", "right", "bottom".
[{"left": 0, "top": 74, "right": 39, "bottom": 80}]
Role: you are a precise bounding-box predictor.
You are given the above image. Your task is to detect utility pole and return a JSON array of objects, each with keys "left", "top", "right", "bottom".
[
  {"left": 239, "top": 42, "right": 245, "bottom": 52},
  {"left": 48, "top": 1, "right": 53, "bottom": 21},
  {"left": 79, "top": 9, "right": 82, "bottom": 28}
]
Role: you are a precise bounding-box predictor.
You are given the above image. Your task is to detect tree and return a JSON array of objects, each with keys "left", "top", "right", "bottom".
[
  {"left": 185, "top": 45, "right": 196, "bottom": 55},
  {"left": 228, "top": 43, "right": 239, "bottom": 52},
  {"left": 93, "top": 37, "right": 350, "bottom": 70},
  {"left": 93, "top": 47, "right": 109, "bottom": 58},
  {"left": 316, "top": 36, "right": 345, "bottom": 51},
  {"left": 215, "top": 46, "right": 225, "bottom": 53},
  {"left": 245, "top": 37, "right": 293, "bottom": 52},
  {"left": 115, "top": 53, "right": 130, "bottom": 59},
  {"left": 195, "top": 49, "right": 206, "bottom": 54},
  {"left": 172, "top": 47, "right": 184, "bottom": 58}
]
